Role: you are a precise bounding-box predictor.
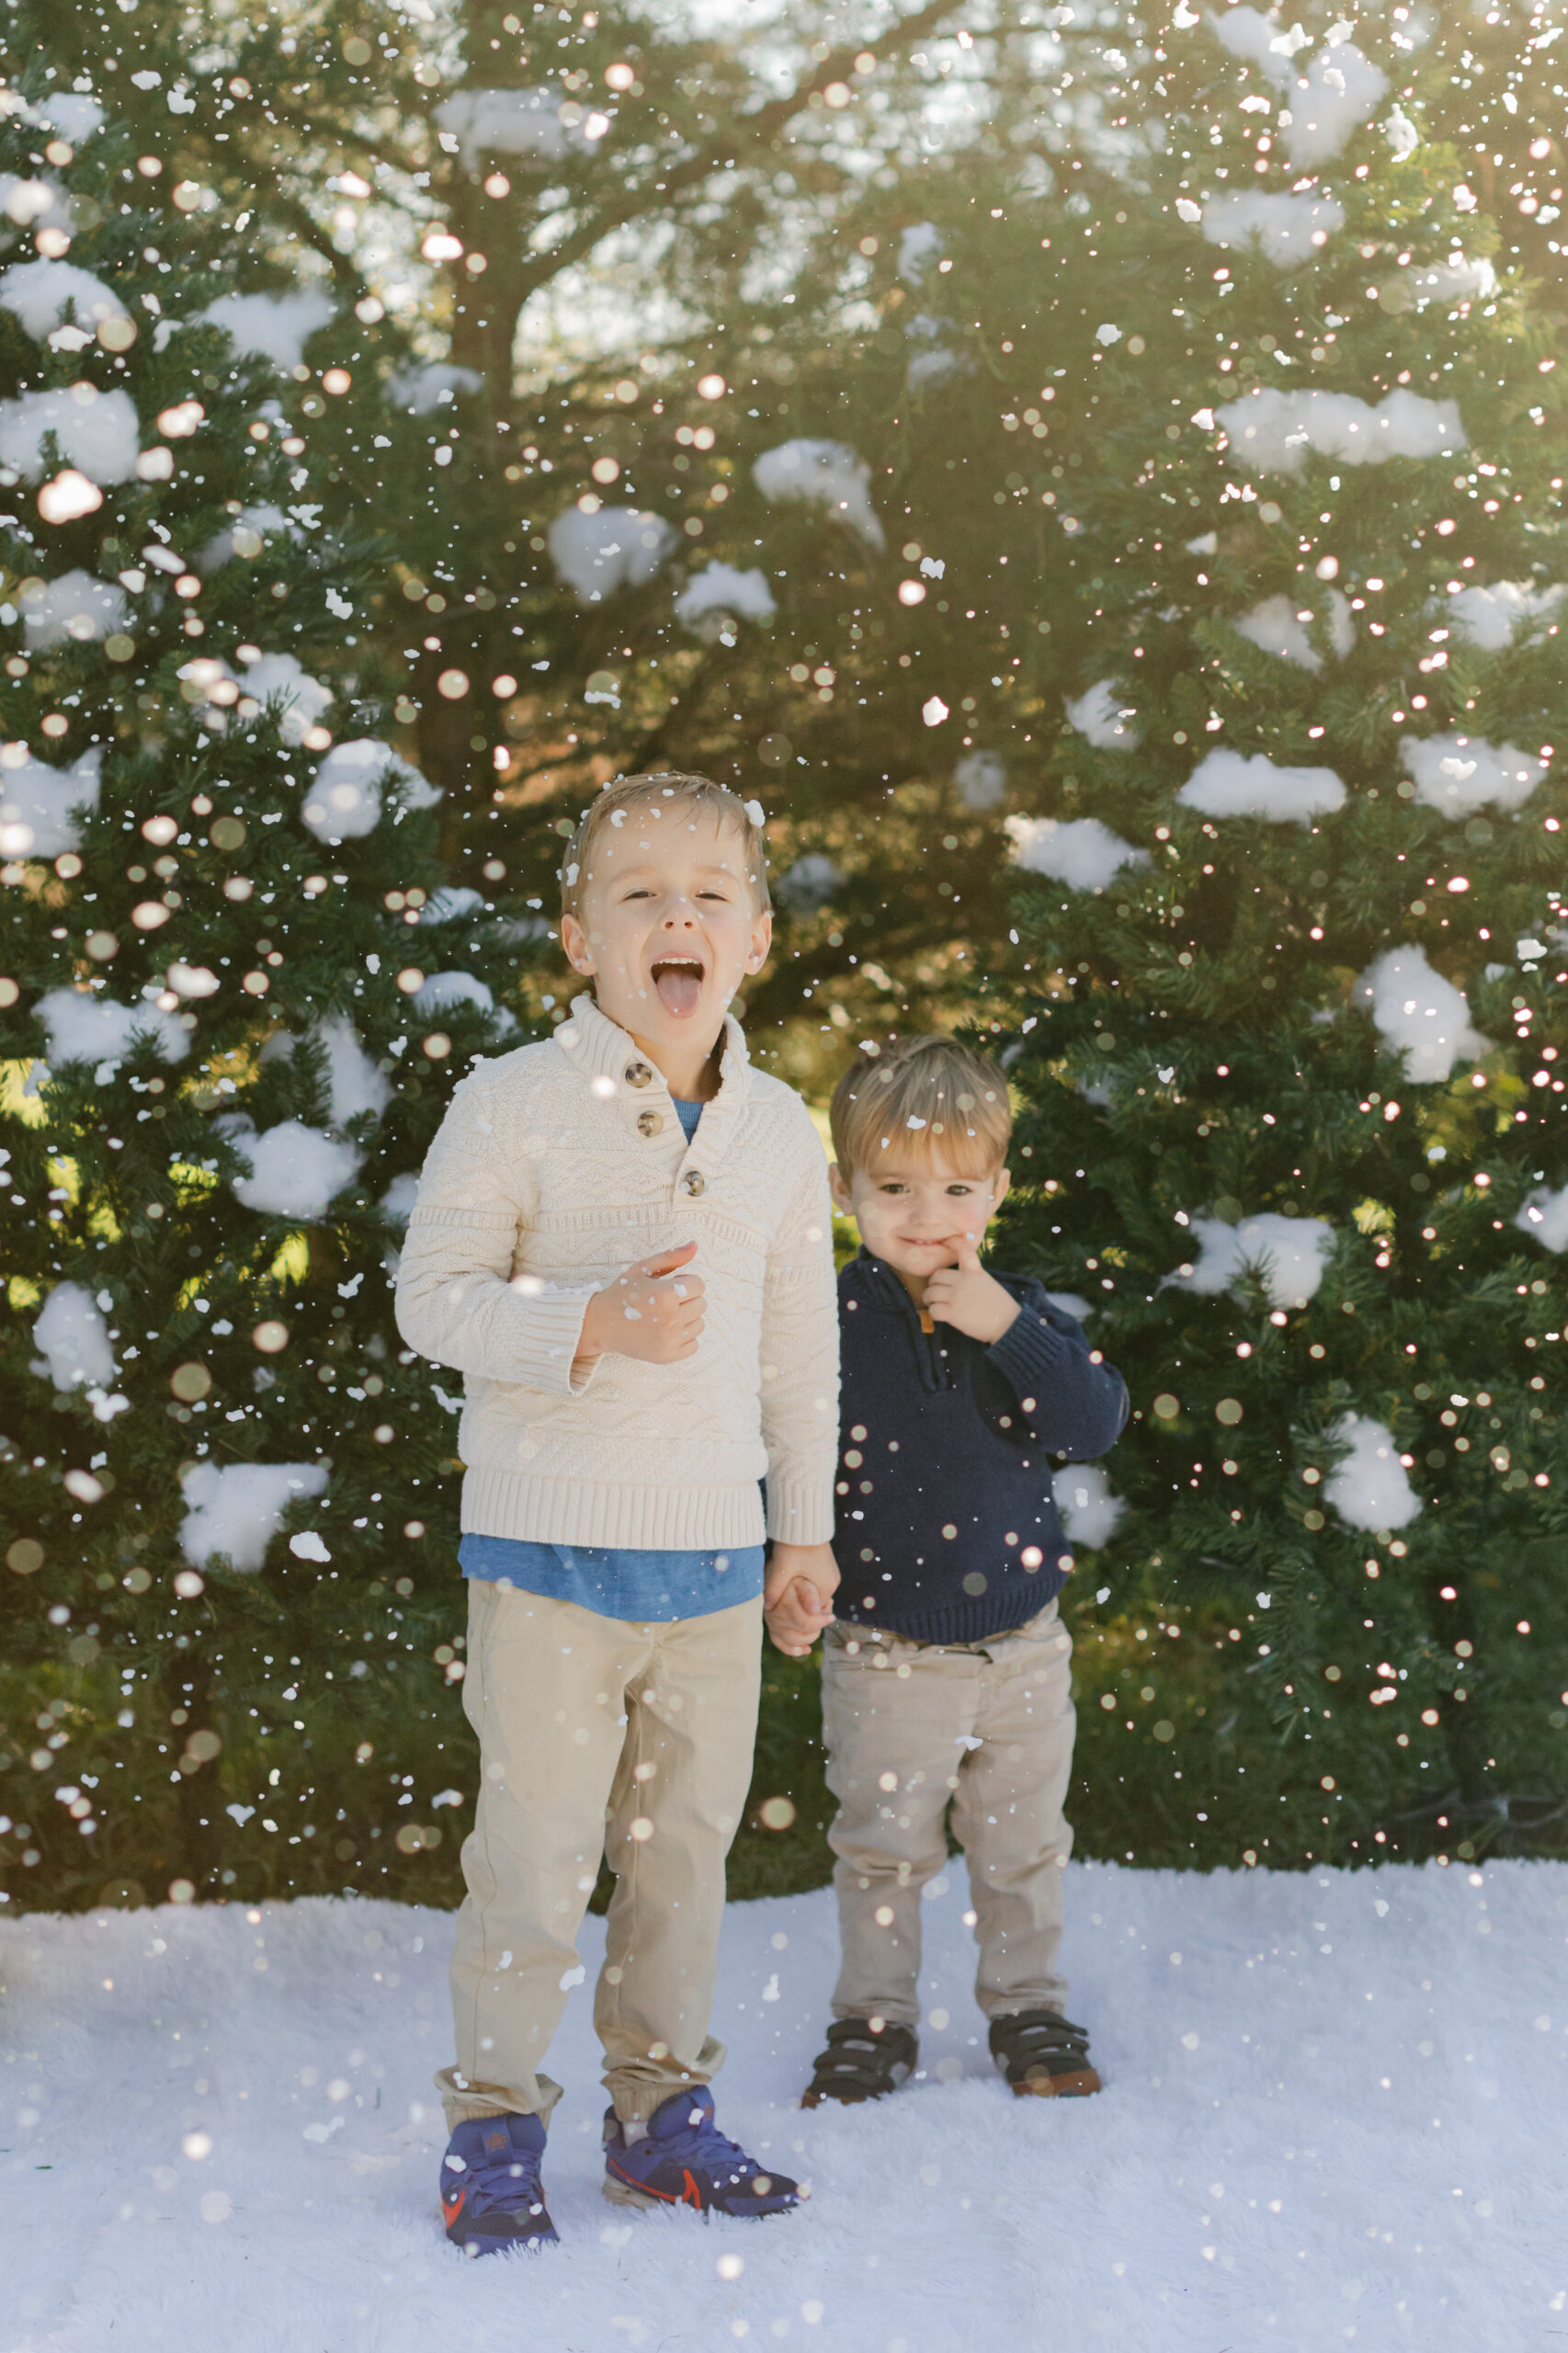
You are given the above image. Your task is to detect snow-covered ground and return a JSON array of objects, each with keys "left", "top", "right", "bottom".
[{"left": 4, "top": 1861, "right": 1566, "bottom": 2350}]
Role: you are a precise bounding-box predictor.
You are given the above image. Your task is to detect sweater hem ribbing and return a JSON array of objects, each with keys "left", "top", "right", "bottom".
[
  {"left": 837, "top": 1571, "right": 1068, "bottom": 1648},
  {"left": 460, "top": 1468, "right": 767, "bottom": 1553}
]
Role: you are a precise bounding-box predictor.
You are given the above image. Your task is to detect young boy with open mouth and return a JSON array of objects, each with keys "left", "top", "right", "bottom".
[
  {"left": 396, "top": 771, "right": 839, "bottom": 2252},
  {"left": 773, "top": 1034, "right": 1127, "bottom": 2110}
]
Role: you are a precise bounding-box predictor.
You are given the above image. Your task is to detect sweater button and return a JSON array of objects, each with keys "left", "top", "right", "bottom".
[
  {"left": 624, "top": 1060, "right": 653, "bottom": 1089},
  {"left": 636, "top": 1108, "right": 664, "bottom": 1139},
  {"left": 681, "top": 1170, "right": 706, "bottom": 1198}
]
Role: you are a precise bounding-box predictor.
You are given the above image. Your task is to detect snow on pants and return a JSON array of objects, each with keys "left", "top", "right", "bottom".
[
  {"left": 437, "top": 1581, "right": 762, "bottom": 2131},
  {"left": 821, "top": 1599, "right": 1076, "bottom": 2029}
]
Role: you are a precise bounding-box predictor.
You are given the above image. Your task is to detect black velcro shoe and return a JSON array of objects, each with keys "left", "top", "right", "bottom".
[
  {"left": 988, "top": 2009, "right": 1102, "bottom": 2098},
  {"left": 801, "top": 2018, "right": 918, "bottom": 2109}
]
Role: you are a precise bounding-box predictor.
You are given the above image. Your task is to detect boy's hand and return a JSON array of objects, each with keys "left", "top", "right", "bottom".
[
  {"left": 576, "top": 1241, "right": 706, "bottom": 1366},
  {"left": 764, "top": 1540, "right": 839, "bottom": 1657},
  {"left": 924, "top": 1237, "right": 1019, "bottom": 1346},
  {"left": 923, "top": 1233, "right": 1021, "bottom": 1346}
]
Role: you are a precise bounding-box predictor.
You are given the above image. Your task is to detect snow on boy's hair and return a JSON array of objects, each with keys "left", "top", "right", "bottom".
[
  {"left": 559, "top": 770, "right": 770, "bottom": 923},
  {"left": 830, "top": 1034, "right": 1010, "bottom": 1178}
]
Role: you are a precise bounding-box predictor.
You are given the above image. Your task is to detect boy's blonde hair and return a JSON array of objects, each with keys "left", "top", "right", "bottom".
[
  {"left": 830, "top": 1035, "right": 1012, "bottom": 1178},
  {"left": 559, "top": 770, "right": 771, "bottom": 923}
]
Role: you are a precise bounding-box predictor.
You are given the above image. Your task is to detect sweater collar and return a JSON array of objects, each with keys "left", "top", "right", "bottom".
[
  {"left": 847, "top": 1249, "right": 925, "bottom": 1320},
  {"left": 555, "top": 994, "right": 750, "bottom": 1177}
]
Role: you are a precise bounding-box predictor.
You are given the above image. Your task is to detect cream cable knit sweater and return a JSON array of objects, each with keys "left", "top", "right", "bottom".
[{"left": 394, "top": 995, "right": 839, "bottom": 1552}]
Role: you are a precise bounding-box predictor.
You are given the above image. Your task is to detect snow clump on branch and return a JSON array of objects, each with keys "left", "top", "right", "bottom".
[
  {"left": 1200, "top": 191, "right": 1345, "bottom": 270},
  {"left": 752, "top": 439, "right": 885, "bottom": 548},
  {"left": 0, "top": 745, "right": 101, "bottom": 858},
  {"left": 1065, "top": 681, "right": 1141, "bottom": 748},
  {"left": 1400, "top": 733, "right": 1549, "bottom": 816},
  {"left": 0, "top": 257, "right": 130, "bottom": 340},
  {"left": 178, "top": 1461, "right": 330, "bottom": 1574},
  {"left": 1231, "top": 591, "right": 1353, "bottom": 670},
  {"left": 198, "top": 289, "right": 335, "bottom": 371},
  {"left": 1517, "top": 1183, "right": 1568, "bottom": 1254},
  {"left": 1216, "top": 386, "right": 1463, "bottom": 474},
  {"left": 0, "top": 383, "right": 138, "bottom": 482},
  {"left": 549, "top": 505, "right": 676, "bottom": 602},
  {"left": 1213, "top": 10, "right": 1387, "bottom": 168},
  {"left": 674, "top": 562, "right": 777, "bottom": 637},
  {"left": 32, "top": 1281, "right": 116, "bottom": 1392},
  {"left": 954, "top": 751, "right": 1006, "bottom": 811},
  {"left": 1167, "top": 1212, "right": 1335, "bottom": 1310},
  {"left": 229, "top": 1121, "right": 362, "bottom": 1221},
  {"left": 17, "top": 568, "right": 127, "bottom": 649},
  {"left": 1322, "top": 1415, "right": 1421, "bottom": 1532},
  {"left": 32, "top": 983, "right": 187, "bottom": 1071},
  {"left": 1054, "top": 1463, "right": 1126, "bottom": 1551},
  {"left": 1005, "top": 814, "right": 1150, "bottom": 893},
  {"left": 301, "top": 740, "right": 437, "bottom": 843},
  {"left": 1353, "top": 947, "right": 1488, "bottom": 1083},
  {"left": 1447, "top": 580, "right": 1564, "bottom": 651},
  {"left": 1178, "top": 748, "right": 1346, "bottom": 824}
]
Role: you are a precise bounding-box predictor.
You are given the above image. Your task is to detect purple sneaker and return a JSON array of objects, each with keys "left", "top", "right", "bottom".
[
  {"left": 440, "top": 2112, "right": 559, "bottom": 2255},
  {"left": 603, "top": 2085, "right": 801, "bottom": 2218}
]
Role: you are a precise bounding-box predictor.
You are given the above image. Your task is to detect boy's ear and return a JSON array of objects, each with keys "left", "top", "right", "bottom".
[
  {"left": 989, "top": 1166, "right": 1013, "bottom": 1217},
  {"left": 828, "top": 1162, "right": 854, "bottom": 1214},
  {"left": 745, "top": 907, "right": 773, "bottom": 973},
  {"left": 559, "top": 913, "right": 596, "bottom": 975}
]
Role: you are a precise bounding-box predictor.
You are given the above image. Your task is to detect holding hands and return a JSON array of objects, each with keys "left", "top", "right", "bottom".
[
  {"left": 764, "top": 1541, "right": 839, "bottom": 1658},
  {"left": 923, "top": 1234, "right": 1019, "bottom": 1346},
  {"left": 577, "top": 1240, "right": 706, "bottom": 1367}
]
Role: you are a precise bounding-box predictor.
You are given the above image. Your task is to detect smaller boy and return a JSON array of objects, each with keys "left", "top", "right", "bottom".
[{"left": 776, "top": 1036, "right": 1128, "bottom": 2108}]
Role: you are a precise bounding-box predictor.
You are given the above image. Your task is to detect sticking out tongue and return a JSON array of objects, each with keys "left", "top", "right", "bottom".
[{"left": 653, "top": 961, "right": 702, "bottom": 1017}]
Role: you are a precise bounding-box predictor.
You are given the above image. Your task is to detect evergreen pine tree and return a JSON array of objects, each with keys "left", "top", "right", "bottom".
[
  {"left": 0, "top": 74, "right": 526, "bottom": 1908},
  {"left": 996, "top": 4, "right": 1568, "bottom": 1866}
]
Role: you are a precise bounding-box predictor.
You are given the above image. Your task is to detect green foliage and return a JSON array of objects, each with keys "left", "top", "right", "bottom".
[{"left": 0, "top": 94, "right": 540, "bottom": 1908}]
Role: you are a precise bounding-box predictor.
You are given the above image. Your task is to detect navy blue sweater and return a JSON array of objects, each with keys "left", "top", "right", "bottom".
[{"left": 833, "top": 1252, "right": 1129, "bottom": 1645}]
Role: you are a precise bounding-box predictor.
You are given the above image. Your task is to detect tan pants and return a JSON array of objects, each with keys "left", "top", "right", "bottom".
[
  {"left": 437, "top": 1581, "right": 762, "bottom": 2130},
  {"left": 821, "top": 1600, "right": 1076, "bottom": 2029}
]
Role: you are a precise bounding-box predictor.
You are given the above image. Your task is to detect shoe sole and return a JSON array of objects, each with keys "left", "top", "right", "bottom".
[
  {"left": 1009, "top": 2066, "right": 1103, "bottom": 2097},
  {"left": 603, "top": 2174, "right": 671, "bottom": 2211}
]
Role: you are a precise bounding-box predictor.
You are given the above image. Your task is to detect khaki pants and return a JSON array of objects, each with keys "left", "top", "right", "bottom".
[
  {"left": 821, "top": 1600, "right": 1076, "bottom": 2029},
  {"left": 437, "top": 1581, "right": 762, "bottom": 2131}
]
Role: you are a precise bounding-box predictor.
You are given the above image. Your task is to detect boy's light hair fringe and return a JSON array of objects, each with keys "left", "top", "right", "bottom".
[
  {"left": 830, "top": 1034, "right": 1013, "bottom": 1178},
  {"left": 558, "top": 770, "right": 771, "bottom": 923}
]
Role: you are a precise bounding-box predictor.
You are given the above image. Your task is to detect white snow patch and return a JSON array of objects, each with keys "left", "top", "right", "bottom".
[
  {"left": 0, "top": 257, "right": 129, "bottom": 339},
  {"left": 1178, "top": 748, "right": 1346, "bottom": 824},
  {"left": 1393, "top": 255, "right": 1495, "bottom": 310},
  {"left": 178, "top": 1460, "right": 329, "bottom": 1572},
  {"left": 33, "top": 983, "right": 187, "bottom": 1068},
  {"left": 1232, "top": 594, "right": 1320, "bottom": 670},
  {"left": 752, "top": 439, "right": 885, "bottom": 548},
  {"left": 274, "top": 1015, "right": 392, "bottom": 1128},
  {"left": 898, "top": 222, "right": 944, "bottom": 280},
  {"left": 0, "top": 745, "right": 101, "bottom": 859},
  {"left": 954, "top": 751, "right": 1006, "bottom": 811},
  {"left": 548, "top": 506, "right": 676, "bottom": 603},
  {"left": 241, "top": 652, "right": 333, "bottom": 745},
  {"left": 200, "top": 503, "right": 293, "bottom": 573},
  {"left": 1217, "top": 386, "right": 1463, "bottom": 475},
  {"left": 301, "top": 741, "right": 435, "bottom": 843},
  {"left": 390, "top": 363, "right": 483, "bottom": 415},
  {"left": 1054, "top": 1462, "right": 1125, "bottom": 1550},
  {"left": 7, "top": 1869, "right": 1567, "bottom": 2347},
  {"left": 33, "top": 1280, "right": 116, "bottom": 1392},
  {"left": 1045, "top": 1291, "right": 1095, "bottom": 1324},
  {"left": 776, "top": 853, "right": 843, "bottom": 915},
  {"left": 674, "top": 562, "right": 776, "bottom": 635},
  {"left": 0, "top": 383, "right": 139, "bottom": 483},
  {"left": 1281, "top": 40, "right": 1388, "bottom": 168},
  {"left": 230, "top": 1122, "right": 362, "bottom": 1221},
  {"left": 412, "top": 972, "right": 494, "bottom": 1017},
  {"left": 435, "top": 85, "right": 604, "bottom": 167},
  {"left": 199, "top": 288, "right": 335, "bottom": 370},
  {"left": 381, "top": 1173, "right": 421, "bottom": 1224},
  {"left": 1169, "top": 1211, "right": 1335, "bottom": 1309},
  {"left": 1005, "top": 815, "right": 1149, "bottom": 893},
  {"left": 1322, "top": 1412, "right": 1421, "bottom": 1530},
  {"left": 1065, "top": 681, "right": 1141, "bottom": 748},
  {"left": 1200, "top": 190, "right": 1345, "bottom": 269},
  {"left": 17, "top": 567, "right": 127, "bottom": 649},
  {"left": 1401, "top": 733, "right": 1547, "bottom": 817},
  {"left": 0, "top": 173, "right": 73, "bottom": 235},
  {"left": 1353, "top": 947, "right": 1488, "bottom": 1082},
  {"left": 1517, "top": 1183, "right": 1568, "bottom": 1254},
  {"left": 1384, "top": 105, "right": 1420, "bottom": 158},
  {"left": 35, "top": 93, "right": 105, "bottom": 142},
  {"left": 1448, "top": 581, "right": 1563, "bottom": 652}
]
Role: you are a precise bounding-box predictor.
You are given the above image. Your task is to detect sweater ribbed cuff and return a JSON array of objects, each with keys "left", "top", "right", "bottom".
[
  {"left": 509, "top": 1286, "right": 597, "bottom": 1394},
  {"left": 987, "top": 1306, "right": 1074, "bottom": 1403},
  {"left": 765, "top": 1470, "right": 837, "bottom": 1547}
]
